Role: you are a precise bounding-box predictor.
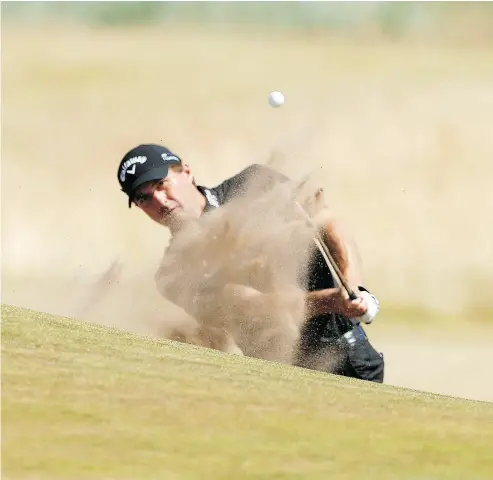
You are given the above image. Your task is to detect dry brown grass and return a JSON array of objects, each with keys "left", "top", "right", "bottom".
[{"left": 2, "top": 24, "right": 493, "bottom": 332}]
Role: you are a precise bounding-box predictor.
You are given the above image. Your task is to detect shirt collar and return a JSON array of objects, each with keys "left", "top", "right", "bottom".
[{"left": 197, "top": 185, "right": 220, "bottom": 212}]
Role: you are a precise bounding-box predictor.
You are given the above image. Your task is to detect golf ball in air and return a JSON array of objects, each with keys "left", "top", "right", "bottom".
[{"left": 268, "top": 91, "right": 284, "bottom": 108}]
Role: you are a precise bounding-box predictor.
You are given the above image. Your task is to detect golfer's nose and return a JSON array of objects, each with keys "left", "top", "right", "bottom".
[{"left": 152, "top": 189, "right": 169, "bottom": 207}]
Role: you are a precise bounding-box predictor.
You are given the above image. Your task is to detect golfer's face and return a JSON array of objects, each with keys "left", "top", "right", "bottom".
[{"left": 133, "top": 170, "right": 197, "bottom": 227}]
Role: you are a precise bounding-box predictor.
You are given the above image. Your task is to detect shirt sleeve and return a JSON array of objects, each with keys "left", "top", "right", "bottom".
[{"left": 219, "top": 163, "right": 292, "bottom": 204}]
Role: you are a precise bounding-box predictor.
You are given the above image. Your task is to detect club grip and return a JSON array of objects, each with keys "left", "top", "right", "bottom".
[{"left": 348, "top": 290, "right": 358, "bottom": 301}]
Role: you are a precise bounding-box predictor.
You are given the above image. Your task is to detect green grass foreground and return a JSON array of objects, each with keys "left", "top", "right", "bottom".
[{"left": 2, "top": 305, "right": 493, "bottom": 479}]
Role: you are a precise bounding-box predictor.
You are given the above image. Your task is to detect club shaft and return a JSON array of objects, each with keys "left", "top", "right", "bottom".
[{"left": 294, "top": 202, "right": 358, "bottom": 300}]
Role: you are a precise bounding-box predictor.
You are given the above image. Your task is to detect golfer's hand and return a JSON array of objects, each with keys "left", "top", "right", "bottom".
[{"left": 334, "top": 289, "right": 368, "bottom": 318}]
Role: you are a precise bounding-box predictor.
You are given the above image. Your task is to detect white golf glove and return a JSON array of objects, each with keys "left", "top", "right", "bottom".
[{"left": 351, "top": 289, "right": 380, "bottom": 325}]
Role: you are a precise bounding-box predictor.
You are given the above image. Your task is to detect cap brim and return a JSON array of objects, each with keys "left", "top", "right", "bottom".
[{"left": 127, "top": 165, "right": 169, "bottom": 208}]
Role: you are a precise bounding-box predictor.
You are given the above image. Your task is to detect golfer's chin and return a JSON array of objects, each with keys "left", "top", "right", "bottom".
[{"left": 158, "top": 208, "right": 194, "bottom": 230}]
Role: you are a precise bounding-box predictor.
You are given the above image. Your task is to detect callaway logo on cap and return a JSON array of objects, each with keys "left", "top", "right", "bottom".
[{"left": 117, "top": 144, "right": 182, "bottom": 207}]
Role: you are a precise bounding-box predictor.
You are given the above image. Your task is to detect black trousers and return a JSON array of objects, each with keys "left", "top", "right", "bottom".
[{"left": 295, "top": 316, "right": 385, "bottom": 383}]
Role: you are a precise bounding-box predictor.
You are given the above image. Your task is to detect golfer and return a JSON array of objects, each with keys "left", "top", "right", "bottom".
[{"left": 117, "top": 143, "right": 385, "bottom": 382}]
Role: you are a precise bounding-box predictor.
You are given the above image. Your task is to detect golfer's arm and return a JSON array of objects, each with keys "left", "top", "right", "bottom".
[
  {"left": 298, "top": 218, "right": 366, "bottom": 318},
  {"left": 164, "top": 278, "right": 342, "bottom": 324},
  {"left": 192, "top": 283, "right": 277, "bottom": 329},
  {"left": 156, "top": 279, "right": 265, "bottom": 327},
  {"left": 219, "top": 284, "right": 358, "bottom": 321},
  {"left": 304, "top": 288, "right": 344, "bottom": 318},
  {"left": 320, "top": 218, "right": 364, "bottom": 286},
  {"left": 194, "top": 283, "right": 348, "bottom": 325}
]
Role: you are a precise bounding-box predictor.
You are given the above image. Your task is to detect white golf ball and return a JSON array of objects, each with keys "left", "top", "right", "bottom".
[{"left": 268, "top": 91, "right": 284, "bottom": 108}]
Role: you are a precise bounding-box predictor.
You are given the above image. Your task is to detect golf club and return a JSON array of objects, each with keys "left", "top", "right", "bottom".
[{"left": 292, "top": 199, "right": 358, "bottom": 301}]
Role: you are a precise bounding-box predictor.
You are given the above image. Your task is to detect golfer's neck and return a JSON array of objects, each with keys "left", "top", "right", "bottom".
[
  {"left": 169, "top": 191, "right": 207, "bottom": 238},
  {"left": 196, "top": 188, "right": 207, "bottom": 216}
]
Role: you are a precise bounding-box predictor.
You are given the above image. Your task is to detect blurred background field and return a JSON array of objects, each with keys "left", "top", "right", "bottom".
[{"left": 2, "top": 2, "right": 493, "bottom": 399}]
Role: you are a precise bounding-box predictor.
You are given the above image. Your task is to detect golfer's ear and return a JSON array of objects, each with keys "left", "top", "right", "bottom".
[{"left": 181, "top": 163, "right": 194, "bottom": 183}]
